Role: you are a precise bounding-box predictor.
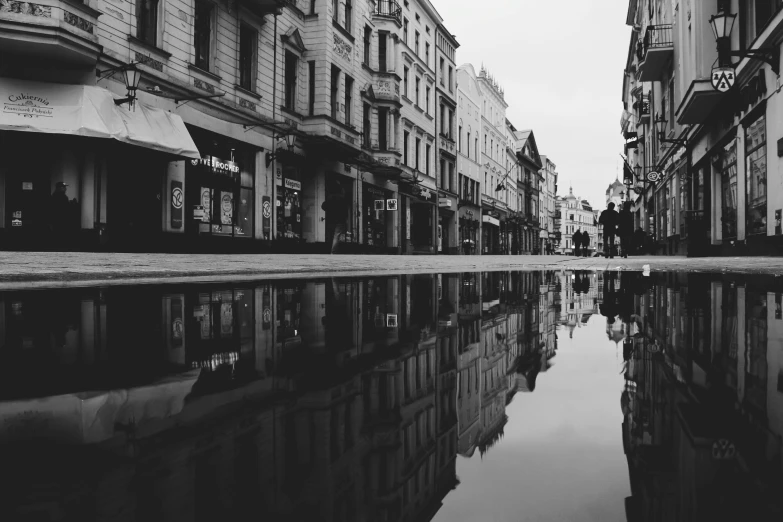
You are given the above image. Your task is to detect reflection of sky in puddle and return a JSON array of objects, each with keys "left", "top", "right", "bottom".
[{"left": 0, "top": 271, "right": 782, "bottom": 521}]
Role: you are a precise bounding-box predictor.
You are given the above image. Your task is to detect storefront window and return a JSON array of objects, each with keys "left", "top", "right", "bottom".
[
  {"left": 745, "top": 115, "right": 767, "bottom": 236},
  {"left": 720, "top": 141, "right": 738, "bottom": 239},
  {"left": 364, "top": 185, "right": 389, "bottom": 248},
  {"left": 187, "top": 146, "right": 254, "bottom": 238},
  {"left": 679, "top": 165, "right": 689, "bottom": 237},
  {"left": 277, "top": 167, "right": 302, "bottom": 240}
]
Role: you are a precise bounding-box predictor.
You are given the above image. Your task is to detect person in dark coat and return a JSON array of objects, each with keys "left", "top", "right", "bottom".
[
  {"left": 322, "top": 180, "right": 349, "bottom": 254},
  {"left": 633, "top": 227, "right": 646, "bottom": 255},
  {"left": 581, "top": 230, "right": 591, "bottom": 257},
  {"left": 618, "top": 202, "right": 634, "bottom": 258},
  {"left": 572, "top": 229, "right": 583, "bottom": 257},
  {"left": 599, "top": 202, "right": 619, "bottom": 258}
]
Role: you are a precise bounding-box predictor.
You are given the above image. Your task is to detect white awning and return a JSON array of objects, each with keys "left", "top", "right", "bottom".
[
  {"left": 0, "top": 78, "right": 200, "bottom": 159},
  {"left": 483, "top": 215, "right": 500, "bottom": 227}
]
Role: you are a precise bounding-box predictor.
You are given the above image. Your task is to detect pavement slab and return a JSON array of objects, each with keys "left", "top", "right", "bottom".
[{"left": 0, "top": 252, "right": 782, "bottom": 289}]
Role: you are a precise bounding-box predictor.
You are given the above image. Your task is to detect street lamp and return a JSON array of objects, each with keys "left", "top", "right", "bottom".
[
  {"left": 97, "top": 62, "right": 143, "bottom": 109},
  {"left": 654, "top": 113, "right": 687, "bottom": 145},
  {"left": 265, "top": 129, "right": 297, "bottom": 167},
  {"left": 709, "top": 8, "right": 779, "bottom": 72}
]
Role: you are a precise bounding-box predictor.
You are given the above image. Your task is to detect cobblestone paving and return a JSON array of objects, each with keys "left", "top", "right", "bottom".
[{"left": 0, "top": 252, "right": 780, "bottom": 289}]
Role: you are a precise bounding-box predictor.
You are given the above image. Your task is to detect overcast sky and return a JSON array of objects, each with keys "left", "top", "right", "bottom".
[{"left": 436, "top": 0, "right": 629, "bottom": 209}]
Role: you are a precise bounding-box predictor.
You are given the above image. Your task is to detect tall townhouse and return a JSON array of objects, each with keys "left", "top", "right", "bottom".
[
  {"left": 505, "top": 119, "right": 523, "bottom": 254},
  {"left": 0, "top": 0, "right": 291, "bottom": 252},
  {"left": 434, "top": 22, "right": 460, "bottom": 254},
  {"left": 623, "top": 0, "right": 783, "bottom": 256},
  {"left": 513, "top": 130, "right": 544, "bottom": 254},
  {"left": 477, "top": 67, "right": 509, "bottom": 254},
  {"left": 557, "top": 188, "right": 598, "bottom": 255},
  {"left": 539, "top": 155, "right": 559, "bottom": 253},
  {"left": 456, "top": 64, "right": 483, "bottom": 255}
]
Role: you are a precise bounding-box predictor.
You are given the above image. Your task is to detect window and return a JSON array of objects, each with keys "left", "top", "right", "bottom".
[
  {"left": 448, "top": 66, "right": 453, "bottom": 92},
  {"left": 404, "top": 18, "right": 409, "bottom": 45},
  {"left": 344, "top": 75, "right": 353, "bottom": 125},
  {"left": 745, "top": 114, "right": 767, "bottom": 236},
  {"left": 475, "top": 137, "right": 478, "bottom": 159},
  {"left": 440, "top": 104, "right": 445, "bottom": 134},
  {"left": 403, "top": 67, "right": 409, "bottom": 98},
  {"left": 448, "top": 110, "right": 453, "bottom": 138},
  {"left": 426, "top": 144, "right": 431, "bottom": 175},
  {"left": 415, "top": 31, "right": 420, "bottom": 55},
  {"left": 720, "top": 140, "right": 738, "bottom": 239},
  {"left": 363, "top": 26, "right": 371, "bottom": 66},
  {"left": 136, "top": 0, "right": 159, "bottom": 46},
  {"left": 345, "top": 0, "right": 352, "bottom": 32},
  {"left": 449, "top": 163, "right": 454, "bottom": 192},
  {"left": 331, "top": 65, "right": 340, "bottom": 119},
  {"left": 466, "top": 131, "right": 470, "bottom": 158},
  {"left": 310, "top": 0, "right": 316, "bottom": 14},
  {"left": 308, "top": 61, "right": 315, "bottom": 115},
  {"left": 425, "top": 43, "right": 430, "bottom": 67},
  {"left": 458, "top": 125, "right": 462, "bottom": 152},
  {"left": 425, "top": 86, "right": 430, "bottom": 114},
  {"left": 194, "top": 1, "right": 212, "bottom": 70},
  {"left": 378, "top": 33, "right": 387, "bottom": 72},
  {"left": 742, "top": 0, "right": 783, "bottom": 47},
  {"left": 378, "top": 108, "right": 388, "bottom": 150},
  {"left": 440, "top": 159, "right": 446, "bottom": 190},
  {"left": 363, "top": 103, "right": 371, "bottom": 147},
  {"left": 332, "top": 0, "right": 338, "bottom": 21},
  {"left": 415, "top": 138, "right": 421, "bottom": 170},
  {"left": 415, "top": 77, "right": 420, "bottom": 106},
  {"left": 239, "top": 24, "right": 257, "bottom": 91},
  {"left": 439, "top": 58, "right": 445, "bottom": 85},
  {"left": 404, "top": 131, "right": 410, "bottom": 165},
  {"left": 284, "top": 51, "right": 298, "bottom": 111}
]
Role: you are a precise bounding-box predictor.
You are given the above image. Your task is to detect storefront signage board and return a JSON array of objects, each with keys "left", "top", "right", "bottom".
[
  {"left": 22, "top": 182, "right": 32, "bottom": 191},
  {"left": 171, "top": 180, "right": 183, "bottom": 229},
  {"left": 191, "top": 156, "right": 239, "bottom": 176},
  {"left": 284, "top": 178, "right": 301, "bottom": 191},
  {"left": 262, "top": 196, "right": 271, "bottom": 240}
]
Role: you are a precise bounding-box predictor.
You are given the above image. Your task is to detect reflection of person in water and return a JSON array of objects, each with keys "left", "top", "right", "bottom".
[
  {"left": 325, "top": 278, "right": 351, "bottom": 347},
  {"left": 600, "top": 272, "right": 618, "bottom": 322}
]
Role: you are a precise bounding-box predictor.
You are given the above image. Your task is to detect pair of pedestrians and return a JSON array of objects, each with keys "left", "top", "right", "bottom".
[
  {"left": 599, "top": 201, "right": 634, "bottom": 258},
  {"left": 571, "top": 229, "right": 591, "bottom": 257}
]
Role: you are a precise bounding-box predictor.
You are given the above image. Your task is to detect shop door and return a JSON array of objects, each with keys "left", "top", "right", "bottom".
[
  {"left": 108, "top": 150, "right": 164, "bottom": 250},
  {"left": 3, "top": 137, "right": 53, "bottom": 247}
]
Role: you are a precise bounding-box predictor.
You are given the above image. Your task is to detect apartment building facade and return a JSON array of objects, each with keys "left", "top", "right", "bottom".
[{"left": 622, "top": 0, "right": 783, "bottom": 256}]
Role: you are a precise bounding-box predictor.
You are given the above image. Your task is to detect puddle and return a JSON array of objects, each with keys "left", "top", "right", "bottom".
[{"left": 0, "top": 271, "right": 781, "bottom": 520}]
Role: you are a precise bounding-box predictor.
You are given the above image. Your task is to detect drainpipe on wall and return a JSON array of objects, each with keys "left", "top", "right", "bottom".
[{"left": 270, "top": 8, "right": 280, "bottom": 242}]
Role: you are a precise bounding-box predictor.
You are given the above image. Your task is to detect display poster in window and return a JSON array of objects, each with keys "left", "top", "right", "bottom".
[
  {"left": 171, "top": 297, "right": 183, "bottom": 348},
  {"left": 171, "top": 180, "right": 183, "bottom": 229},
  {"left": 387, "top": 199, "right": 398, "bottom": 210},
  {"left": 406, "top": 206, "right": 411, "bottom": 240},
  {"left": 776, "top": 210, "right": 781, "bottom": 235},
  {"left": 200, "top": 187, "right": 212, "bottom": 222},
  {"left": 374, "top": 199, "right": 385, "bottom": 211},
  {"left": 220, "top": 302, "right": 233, "bottom": 336},
  {"left": 221, "top": 191, "right": 233, "bottom": 225},
  {"left": 262, "top": 196, "right": 271, "bottom": 240}
]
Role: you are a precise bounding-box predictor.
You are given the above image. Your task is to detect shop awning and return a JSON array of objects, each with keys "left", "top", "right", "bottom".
[{"left": 0, "top": 78, "right": 200, "bottom": 159}]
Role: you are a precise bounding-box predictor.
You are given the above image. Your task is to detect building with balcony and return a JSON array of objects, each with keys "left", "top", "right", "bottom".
[
  {"left": 513, "top": 129, "right": 543, "bottom": 254},
  {"left": 477, "top": 66, "right": 509, "bottom": 254},
  {"left": 540, "top": 155, "right": 559, "bottom": 253},
  {"left": 556, "top": 187, "right": 598, "bottom": 255},
  {"left": 621, "top": 0, "right": 783, "bottom": 257},
  {"left": 435, "top": 22, "right": 460, "bottom": 254},
  {"left": 456, "top": 63, "right": 483, "bottom": 255}
]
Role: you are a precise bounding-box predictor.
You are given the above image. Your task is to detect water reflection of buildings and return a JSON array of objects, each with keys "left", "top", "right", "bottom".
[
  {"left": 558, "top": 270, "right": 599, "bottom": 338},
  {"left": 0, "top": 271, "right": 560, "bottom": 520},
  {"left": 616, "top": 272, "right": 783, "bottom": 521}
]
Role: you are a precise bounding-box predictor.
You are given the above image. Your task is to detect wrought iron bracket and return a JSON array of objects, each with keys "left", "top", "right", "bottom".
[{"left": 729, "top": 47, "right": 780, "bottom": 75}]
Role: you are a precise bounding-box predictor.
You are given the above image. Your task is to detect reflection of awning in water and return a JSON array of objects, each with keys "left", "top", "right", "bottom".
[
  {"left": 0, "top": 369, "right": 200, "bottom": 445},
  {"left": 0, "top": 78, "right": 200, "bottom": 158}
]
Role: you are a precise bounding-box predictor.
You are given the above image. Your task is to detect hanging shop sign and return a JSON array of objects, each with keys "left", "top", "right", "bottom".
[
  {"left": 711, "top": 66, "right": 735, "bottom": 92},
  {"left": 190, "top": 155, "right": 239, "bottom": 176},
  {"left": 483, "top": 215, "right": 500, "bottom": 227},
  {"left": 262, "top": 196, "right": 271, "bottom": 240},
  {"left": 646, "top": 171, "right": 661, "bottom": 183},
  {"left": 284, "top": 178, "right": 301, "bottom": 191},
  {"left": 438, "top": 198, "right": 453, "bottom": 208},
  {"left": 170, "top": 180, "right": 183, "bottom": 229},
  {"left": 387, "top": 199, "right": 398, "bottom": 210}
]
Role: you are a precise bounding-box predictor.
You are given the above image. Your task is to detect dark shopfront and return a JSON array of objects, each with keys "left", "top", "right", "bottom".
[
  {"left": 363, "top": 183, "right": 396, "bottom": 253},
  {"left": 459, "top": 207, "right": 479, "bottom": 255},
  {"left": 185, "top": 129, "right": 256, "bottom": 253},
  {"left": 482, "top": 210, "right": 506, "bottom": 254},
  {"left": 401, "top": 183, "right": 436, "bottom": 254}
]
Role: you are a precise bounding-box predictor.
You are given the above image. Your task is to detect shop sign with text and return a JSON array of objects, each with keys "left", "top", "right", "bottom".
[{"left": 284, "top": 178, "right": 301, "bottom": 191}]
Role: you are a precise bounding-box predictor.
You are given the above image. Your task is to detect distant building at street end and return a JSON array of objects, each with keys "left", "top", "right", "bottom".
[{"left": 556, "top": 188, "right": 598, "bottom": 255}]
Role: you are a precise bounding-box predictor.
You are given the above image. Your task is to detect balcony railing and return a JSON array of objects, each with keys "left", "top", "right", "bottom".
[
  {"left": 641, "top": 25, "right": 673, "bottom": 58},
  {"left": 373, "top": 0, "right": 402, "bottom": 24}
]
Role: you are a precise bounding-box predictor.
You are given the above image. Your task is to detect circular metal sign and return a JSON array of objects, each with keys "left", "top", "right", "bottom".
[{"left": 646, "top": 171, "right": 661, "bottom": 183}]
